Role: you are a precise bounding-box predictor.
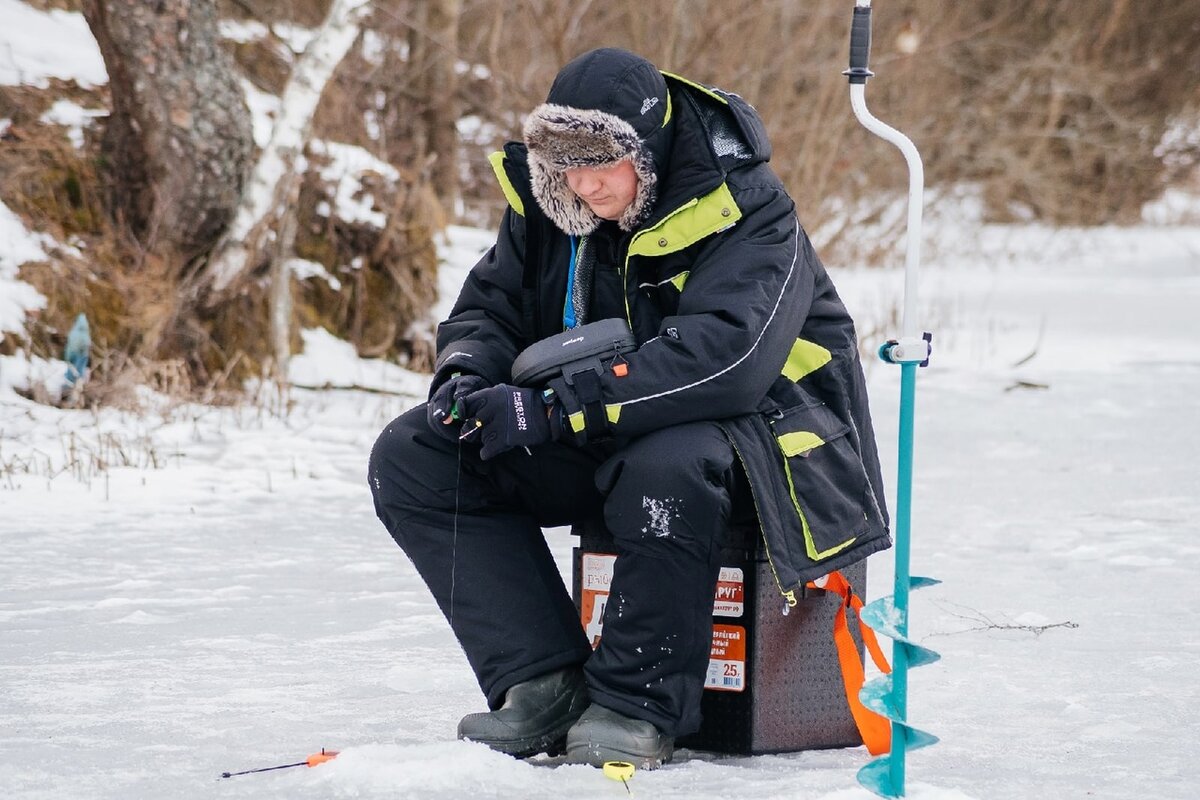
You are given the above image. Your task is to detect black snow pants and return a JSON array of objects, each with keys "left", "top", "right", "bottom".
[{"left": 368, "top": 403, "right": 746, "bottom": 737}]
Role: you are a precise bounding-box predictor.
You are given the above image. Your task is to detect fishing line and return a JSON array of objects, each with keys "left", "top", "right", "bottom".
[
  {"left": 451, "top": 437, "right": 461, "bottom": 628},
  {"left": 450, "top": 419, "right": 478, "bottom": 629}
]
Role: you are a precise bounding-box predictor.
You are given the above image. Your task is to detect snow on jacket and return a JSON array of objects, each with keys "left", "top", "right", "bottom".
[{"left": 432, "top": 50, "right": 891, "bottom": 596}]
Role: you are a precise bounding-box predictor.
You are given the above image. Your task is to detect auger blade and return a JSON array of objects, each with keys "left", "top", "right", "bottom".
[
  {"left": 903, "top": 727, "right": 939, "bottom": 751},
  {"left": 860, "top": 675, "right": 899, "bottom": 719},
  {"left": 860, "top": 596, "right": 903, "bottom": 638},
  {"left": 902, "top": 640, "right": 941, "bottom": 668},
  {"left": 859, "top": 601, "right": 941, "bottom": 668},
  {"left": 856, "top": 724, "right": 940, "bottom": 798},
  {"left": 857, "top": 757, "right": 901, "bottom": 798},
  {"left": 857, "top": 589, "right": 940, "bottom": 798}
]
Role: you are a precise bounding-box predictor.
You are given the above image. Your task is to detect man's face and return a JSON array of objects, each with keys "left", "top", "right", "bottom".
[{"left": 564, "top": 161, "right": 638, "bottom": 221}]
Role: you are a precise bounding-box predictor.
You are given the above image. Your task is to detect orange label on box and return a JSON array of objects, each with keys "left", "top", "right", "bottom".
[
  {"left": 581, "top": 553, "right": 748, "bottom": 693},
  {"left": 713, "top": 566, "right": 744, "bottom": 617},
  {"left": 580, "top": 553, "right": 616, "bottom": 648},
  {"left": 705, "top": 624, "right": 747, "bottom": 692}
]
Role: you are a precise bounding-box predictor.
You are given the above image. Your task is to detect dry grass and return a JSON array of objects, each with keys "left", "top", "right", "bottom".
[
  {"left": 448, "top": 0, "right": 1200, "bottom": 247},
  {"left": 0, "top": 426, "right": 165, "bottom": 494}
]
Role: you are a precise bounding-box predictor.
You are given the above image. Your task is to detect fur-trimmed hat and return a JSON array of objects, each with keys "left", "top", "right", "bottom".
[{"left": 523, "top": 48, "right": 672, "bottom": 235}]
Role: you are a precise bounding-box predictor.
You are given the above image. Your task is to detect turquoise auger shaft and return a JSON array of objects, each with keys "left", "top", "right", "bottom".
[
  {"left": 890, "top": 361, "right": 917, "bottom": 792},
  {"left": 844, "top": 2, "right": 940, "bottom": 796}
]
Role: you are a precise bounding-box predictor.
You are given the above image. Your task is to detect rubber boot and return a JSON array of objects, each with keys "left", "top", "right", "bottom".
[
  {"left": 457, "top": 666, "right": 588, "bottom": 758},
  {"left": 564, "top": 703, "right": 674, "bottom": 770}
]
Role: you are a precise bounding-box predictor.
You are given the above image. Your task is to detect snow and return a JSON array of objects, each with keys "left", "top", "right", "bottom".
[
  {"left": 1143, "top": 187, "right": 1200, "bottom": 225},
  {"left": 218, "top": 19, "right": 272, "bottom": 44},
  {"left": 272, "top": 22, "right": 319, "bottom": 56},
  {"left": 0, "top": 200, "right": 50, "bottom": 337},
  {"left": 288, "top": 257, "right": 342, "bottom": 292},
  {"left": 240, "top": 78, "right": 283, "bottom": 149},
  {"left": 434, "top": 224, "right": 492, "bottom": 324},
  {"left": 39, "top": 99, "right": 106, "bottom": 149},
  {"left": 360, "top": 30, "right": 390, "bottom": 66},
  {"left": 4, "top": 217, "right": 1199, "bottom": 800},
  {"left": 217, "top": 18, "right": 317, "bottom": 58},
  {"left": 455, "top": 59, "right": 493, "bottom": 81},
  {"left": 457, "top": 114, "right": 503, "bottom": 146},
  {"left": 288, "top": 327, "right": 419, "bottom": 392},
  {"left": 1, "top": 5, "right": 1198, "bottom": 796},
  {"left": 309, "top": 140, "right": 400, "bottom": 229},
  {"left": 0, "top": 0, "right": 106, "bottom": 88}
]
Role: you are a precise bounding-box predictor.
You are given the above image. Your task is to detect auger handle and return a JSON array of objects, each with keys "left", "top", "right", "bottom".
[
  {"left": 843, "top": 0, "right": 925, "bottom": 342},
  {"left": 845, "top": 2, "right": 874, "bottom": 83}
]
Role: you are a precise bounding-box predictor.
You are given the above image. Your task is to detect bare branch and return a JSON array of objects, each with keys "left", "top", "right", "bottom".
[{"left": 927, "top": 601, "right": 1079, "bottom": 638}]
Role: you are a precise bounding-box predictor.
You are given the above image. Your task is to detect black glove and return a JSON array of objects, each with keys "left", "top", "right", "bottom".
[
  {"left": 458, "top": 384, "right": 560, "bottom": 460},
  {"left": 427, "top": 373, "right": 488, "bottom": 441}
]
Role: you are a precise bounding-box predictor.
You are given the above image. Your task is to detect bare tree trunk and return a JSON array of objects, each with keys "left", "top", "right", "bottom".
[
  {"left": 203, "top": 0, "right": 372, "bottom": 296},
  {"left": 81, "top": 0, "right": 253, "bottom": 266},
  {"left": 268, "top": 170, "right": 302, "bottom": 383},
  {"left": 424, "top": 0, "right": 462, "bottom": 219}
]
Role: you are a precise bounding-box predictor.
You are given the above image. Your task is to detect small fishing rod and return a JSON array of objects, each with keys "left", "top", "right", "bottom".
[{"left": 219, "top": 748, "right": 339, "bottom": 779}]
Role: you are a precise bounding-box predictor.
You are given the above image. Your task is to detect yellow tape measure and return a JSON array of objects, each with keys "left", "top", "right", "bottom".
[{"left": 600, "top": 762, "right": 638, "bottom": 782}]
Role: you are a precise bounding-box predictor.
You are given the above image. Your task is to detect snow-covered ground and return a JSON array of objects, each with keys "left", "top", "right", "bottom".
[
  {"left": 4, "top": 2, "right": 1200, "bottom": 798},
  {"left": 3, "top": 218, "right": 1200, "bottom": 800}
]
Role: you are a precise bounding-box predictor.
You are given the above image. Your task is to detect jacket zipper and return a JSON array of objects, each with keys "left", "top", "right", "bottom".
[{"left": 622, "top": 197, "right": 701, "bottom": 328}]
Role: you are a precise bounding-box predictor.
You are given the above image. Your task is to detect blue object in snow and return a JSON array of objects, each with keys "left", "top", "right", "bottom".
[{"left": 64, "top": 313, "right": 90, "bottom": 386}]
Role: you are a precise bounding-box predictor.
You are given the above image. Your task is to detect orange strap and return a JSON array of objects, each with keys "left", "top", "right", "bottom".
[{"left": 808, "top": 570, "right": 892, "bottom": 755}]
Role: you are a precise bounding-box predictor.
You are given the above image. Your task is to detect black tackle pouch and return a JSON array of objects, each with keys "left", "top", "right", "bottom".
[{"left": 511, "top": 318, "right": 636, "bottom": 386}]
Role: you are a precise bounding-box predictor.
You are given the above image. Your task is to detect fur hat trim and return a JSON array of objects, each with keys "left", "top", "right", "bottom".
[{"left": 524, "top": 103, "right": 658, "bottom": 235}]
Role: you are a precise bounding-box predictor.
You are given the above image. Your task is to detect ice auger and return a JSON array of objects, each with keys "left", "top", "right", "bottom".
[{"left": 843, "top": 2, "right": 940, "bottom": 796}]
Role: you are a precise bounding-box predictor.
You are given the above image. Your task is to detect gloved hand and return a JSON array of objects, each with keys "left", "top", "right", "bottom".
[
  {"left": 458, "top": 384, "right": 560, "bottom": 460},
  {"left": 427, "top": 373, "right": 488, "bottom": 441}
]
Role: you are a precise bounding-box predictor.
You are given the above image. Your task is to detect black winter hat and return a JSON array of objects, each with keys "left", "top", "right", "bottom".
[{"left": 524, "top": 48, "right": 672, "bottom": 235}]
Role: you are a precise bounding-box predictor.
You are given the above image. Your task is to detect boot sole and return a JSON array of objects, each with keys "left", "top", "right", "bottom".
[
  {"left": 462, "top": 723, "right": 572, "bottom": 760},
  {"left": 564, "top": 740, "right": 673, "bottom": 770}
]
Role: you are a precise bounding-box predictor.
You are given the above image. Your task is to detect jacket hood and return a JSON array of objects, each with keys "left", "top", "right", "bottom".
[
  {"left": 524, "top": 48, "right": 674, "bottom": 235},
  {"left": 651, "top": 73, "right": 772, "bottom": 220}
]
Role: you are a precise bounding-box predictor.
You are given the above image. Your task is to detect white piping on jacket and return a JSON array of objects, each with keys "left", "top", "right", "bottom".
[
  {"left": 637, "top": 274, "right": 687, "bottom": 290},
  {"left": 618, "top": 218, "right": 800, "bottom": 409}
]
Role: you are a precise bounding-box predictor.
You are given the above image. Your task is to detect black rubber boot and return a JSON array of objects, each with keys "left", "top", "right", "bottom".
[
  {"left": 564, "top": 704, "right": 675, "bottom": 770},
  {"left": 457, "top": 667, "right": 589, "bottom": 758}
]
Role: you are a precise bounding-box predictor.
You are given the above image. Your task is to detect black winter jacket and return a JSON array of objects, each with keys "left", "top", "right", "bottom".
[{"left": 434, "top": 69, "right": 891, "bottom": 599}]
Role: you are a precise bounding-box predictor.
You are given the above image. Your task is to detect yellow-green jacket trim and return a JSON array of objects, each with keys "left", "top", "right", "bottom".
[
  {"left": 488, "top": 151, "right": 525, "bottom": 216},
  {"left": 781, "top": 338, "right": 832, "bottom": 382},
  {"left": 567, "top": 405, "right": 624, "bottom": 434},
  {"left": 778, "top": 430, "right": 824, "bottom": 457},
  {"left": 662, "top": 71, "right": 729, "bottom": 105},
  {"left": 779, "top": 447, "right": 859, "bottom": 561},
  {"left": 628, "top": 182, "right": 742, "bottom": 258},
  {"left": 617, "top": 181, "right": 742, "bottom": 331}
]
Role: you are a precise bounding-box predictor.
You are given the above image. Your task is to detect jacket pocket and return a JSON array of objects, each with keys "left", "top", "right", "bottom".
[{"left": 771, "top": 399, "right": 876, "bottom": 561}]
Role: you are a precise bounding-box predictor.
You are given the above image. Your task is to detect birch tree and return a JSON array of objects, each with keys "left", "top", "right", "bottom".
[{"left": 202, "top": 0, "right": 373, "bottom": 297}]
